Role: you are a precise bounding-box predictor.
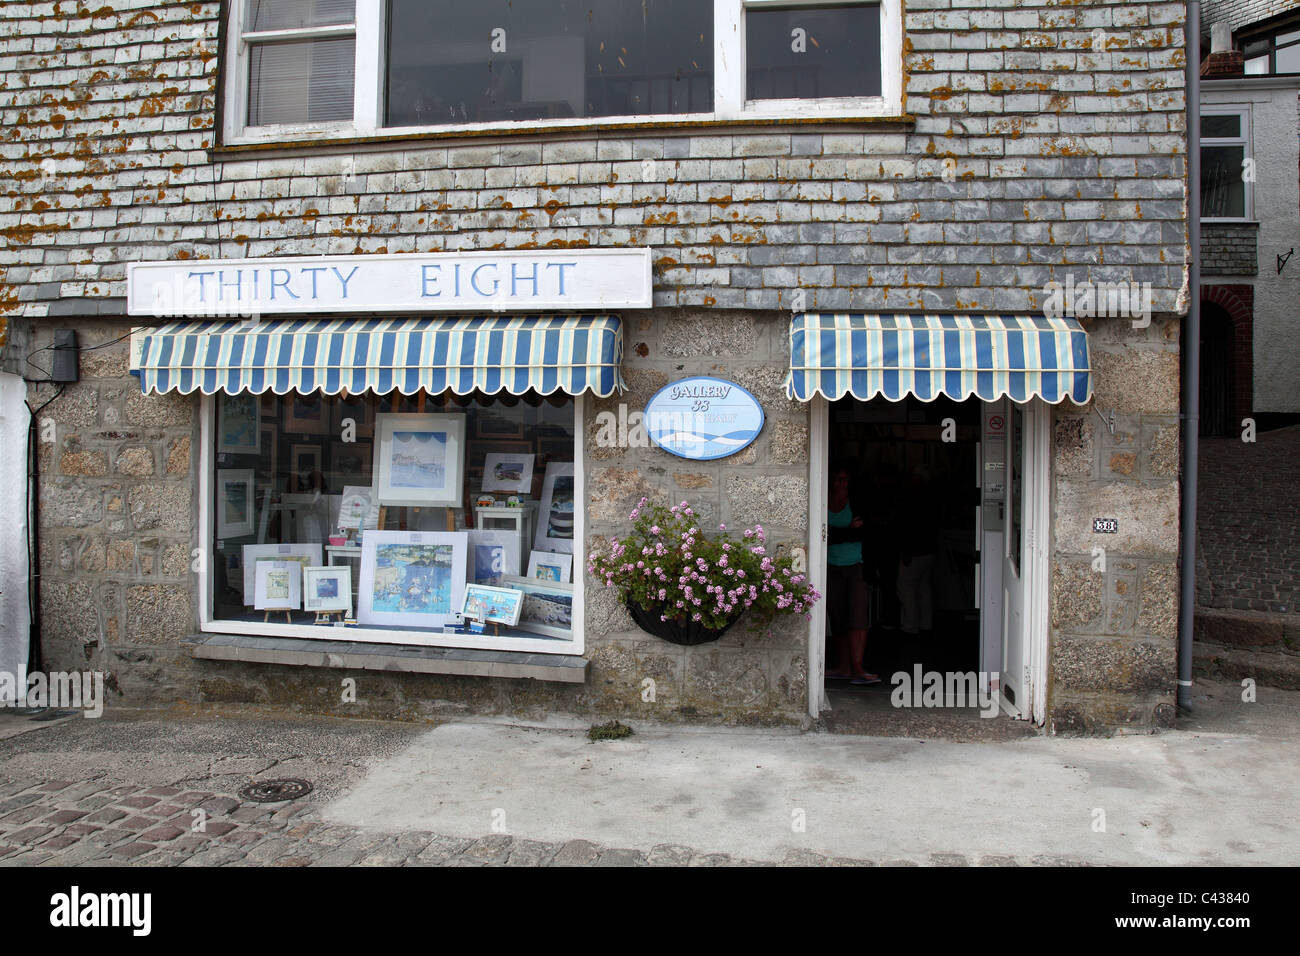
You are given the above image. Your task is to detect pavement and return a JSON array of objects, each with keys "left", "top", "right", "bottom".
[{"left": 0, "top": 678, "right": 1297, "bottom": 867}]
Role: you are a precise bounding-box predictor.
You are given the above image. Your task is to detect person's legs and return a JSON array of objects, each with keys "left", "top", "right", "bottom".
[{"left": 847, "top": 573, "right": 877, "bottom": 682}]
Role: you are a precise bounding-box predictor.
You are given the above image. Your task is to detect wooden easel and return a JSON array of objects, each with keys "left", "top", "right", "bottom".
[
  {"left": 313, "top": 610, "right": 344, "bottom": 625},
  {"left": 263, "top": 610, "right": 292, "bottom": 624}
]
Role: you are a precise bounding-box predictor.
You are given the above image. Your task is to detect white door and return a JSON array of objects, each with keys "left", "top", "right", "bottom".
[{"left": 1001, "top": 402, "right": 1031, "bottom": 717}]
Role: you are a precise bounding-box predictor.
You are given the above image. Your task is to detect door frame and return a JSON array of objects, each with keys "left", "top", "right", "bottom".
[{"left": 807, "top": 394, "right": 1049, "bottom": 723}]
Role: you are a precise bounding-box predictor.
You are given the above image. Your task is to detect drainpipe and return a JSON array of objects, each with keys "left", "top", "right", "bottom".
[{"left": 1178, "top": 1, "right": 1202, "bottom": 714}]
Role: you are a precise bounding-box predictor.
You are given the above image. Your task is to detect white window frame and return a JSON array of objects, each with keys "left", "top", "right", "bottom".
[
  {"left": 222, "top": 0, "right": 903, "bottom": 144},
  {"left": 196, "top": 392, "right": 587, "bottom": 656},
  {"left": 1199, "top": 104, "right": 1254, "bottom": 223}
]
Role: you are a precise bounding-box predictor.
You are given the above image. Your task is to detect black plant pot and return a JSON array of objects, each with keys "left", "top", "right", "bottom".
[{"left": 625, "top": 599, "right": 742, "bottom": 646}]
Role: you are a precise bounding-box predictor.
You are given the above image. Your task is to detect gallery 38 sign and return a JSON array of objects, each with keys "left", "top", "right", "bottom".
[
  {"left": 644, "top": 377, "right": 765, "bottom": 461},
  {"left": 127, "top": 248, "right": 652, "bottom": 316}
]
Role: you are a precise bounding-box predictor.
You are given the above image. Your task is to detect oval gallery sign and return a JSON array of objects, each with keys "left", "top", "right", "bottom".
[{"left": 644, "top": 377, "right": 765, "bottom": 461}]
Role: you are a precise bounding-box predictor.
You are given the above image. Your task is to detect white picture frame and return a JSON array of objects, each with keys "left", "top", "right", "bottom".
[
  {"left": 254, "top": 560, "right": 302, "bottom": 611},
  {"left": 357, "top": 529, "right": 468, "bottom": 628},
  {"left": 303, "top": 565, "right": 352, "bottom": 614},
  {"left": 481, "top": 452, "right": 535, "bottom": 494},
  {"left": 218, "top": 393, "right": 260, "bottom": 455},
  {"left": 527, "top": 550, "right": 572, "bottom": 584},
  {"left": 462, "top": 583, "right": 524, "bottom": 627},
  {"left": 338, "top": 485, "right": 380, "bottom": 531},
  {"left": 373, "top": 413, "right": 465, "bottom": 508},
  {"left": 241, "top": 543, "right": 323, "bottom": 600},
  {"left": 502, "top": 575, "right": 574, "bottom": 639},
  {"left": 535, "top": 461, "right": 575, "bottom": 554},
  {"left": 467, "top": 529, "right": 522, "bottom": 584},
  {"left": 216, "top": 469, "right": 256, "bottom": 539}
]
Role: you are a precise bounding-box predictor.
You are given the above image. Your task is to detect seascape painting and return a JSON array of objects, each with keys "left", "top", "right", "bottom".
[
  {"left": 218, "top": 393, "right": 260, "bottom": 455},
  {"left": 315, "top": 577, "right": 339, "bottom": 600},
  {"left": 370, "top": 543, "right": 454, "bottom": 615},
  {"left": 389, "top": 431, "right": 447, "bottom": 489}
]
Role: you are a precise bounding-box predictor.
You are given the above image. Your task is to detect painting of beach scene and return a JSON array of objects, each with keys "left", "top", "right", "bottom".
[
  {"left": 373, "top": 414, "right": 464, "bottom": 508},
  {"left": 218, "top": 393, "right": 260, "bottom": 455},
  {"left": 503, "top": 576, "right": 573, "bottom": 638},
  {"left": 481, "top": 452, "right": 534, "bottom": 494},
  {"left": 357, "top": 531, "right": 467, "bottom": 628}
]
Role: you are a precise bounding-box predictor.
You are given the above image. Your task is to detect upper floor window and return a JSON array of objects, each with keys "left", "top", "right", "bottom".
[
  {"left": 1243, "top": 22, "right": 1300, "bottom": 75},
  {"left": 1200, "top": 106, "right": 1252, "bottom": 221},
  {"left": 223, "top": 0, "right": 902, "bottom": 143}
]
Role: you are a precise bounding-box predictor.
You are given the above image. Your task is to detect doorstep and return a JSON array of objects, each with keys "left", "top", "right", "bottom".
[{"left": 183, "top": 633, "right": 590, "bottom": 684}]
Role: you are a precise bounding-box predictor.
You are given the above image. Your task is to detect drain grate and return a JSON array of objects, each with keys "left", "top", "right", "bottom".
[{"left": 239, "top": 778, "right": 313, "bottom": 803}]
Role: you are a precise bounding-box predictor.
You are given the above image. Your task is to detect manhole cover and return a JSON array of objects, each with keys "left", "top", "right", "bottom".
[{"left": 239, "top": 778, "right": 313, "bottom": 803}]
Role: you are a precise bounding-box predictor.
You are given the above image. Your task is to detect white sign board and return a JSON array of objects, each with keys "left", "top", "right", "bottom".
[{"left": 127, "top": 248, "right": 653, "bottom": 317}]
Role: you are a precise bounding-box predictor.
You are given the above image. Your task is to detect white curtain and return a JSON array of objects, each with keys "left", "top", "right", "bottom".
[{"left": 0, "top": 373, "right": 30, "bottom": 702}]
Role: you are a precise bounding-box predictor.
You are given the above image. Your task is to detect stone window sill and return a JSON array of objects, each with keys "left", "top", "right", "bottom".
[{"left": 184, "top": 633, "right": 589, "bottom": 684}]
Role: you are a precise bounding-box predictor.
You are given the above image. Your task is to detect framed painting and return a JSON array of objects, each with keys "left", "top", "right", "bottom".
[
  {"left": 332, "top": 441, "right": 372, "bottom": 478},
  {"left": 290, "top": 443, "right": 322, "bottom": 479},
  {"left": 527, "top": 550, "right": 572, "bottom": 584},
  {"left": 217, "top": 393, "right": 260, "bottom": 455},
  {"left": 303, "top": 566, "right": 352, "bottom": 614},
  {"left": 240, "top": 544, "right": 323, "bottom": 601},
  {"left": 254, "top": 560, "right": 302, "bottom": 611},
  {"left": 535, "top": 461, "right": 575, "bottom": 554},
  {"left": 332, "top": 393, "right": 375, "bottom": 439},
  {"left": 372, "top": 413, "right": 465, "bottom": 508},
  {"left": 501, "top": 575, "right": 573, "bottom": 639},
  {"left": 357, "top": 530, "right": 468, "bottom": 628},
  {"left": 481, "top": 452, "right": 535, "bottom": 495},
  {"left": 215, "top": 469, "right": 256, "bottom": 539},
  {"left": 462, "top": 584, "right": 524, "bottom": 627},
  {"left": 467, "top": 529, "right": 521, "bottom": 584},
  {"left": 474, "top": 410, "right": 525, "bottom": 439},
  {"left": 337, "top": 485, "right": 380, "bottom": 531},
  {"left": 257, "top": 424, "right": 278, "bottom": 480},
  {"left": 284, "top": 391, "right": 329, "bottom": 434}
]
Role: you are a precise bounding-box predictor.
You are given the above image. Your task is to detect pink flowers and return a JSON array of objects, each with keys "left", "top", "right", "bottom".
[{"left": 587, "top": 498, "right": 822, "bottom": 633}]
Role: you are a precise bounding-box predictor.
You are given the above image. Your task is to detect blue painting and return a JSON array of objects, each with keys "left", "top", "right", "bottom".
[
  {"left": 473, "top": 544, "right": 506, "bottom": 583},
  {"left": 370, "top": 544, "right": 454, "bottom": 614},
  {"left": 315, "top": 577, "right": 339, "bottom": 600},
  {"left": 389, "top": 431, "right": 447, "bottom": 489}
]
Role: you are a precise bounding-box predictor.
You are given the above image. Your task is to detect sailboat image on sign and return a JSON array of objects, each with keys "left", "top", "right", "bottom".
[{"left": 643, "top": 377, "right": 765, "bottom": 462}]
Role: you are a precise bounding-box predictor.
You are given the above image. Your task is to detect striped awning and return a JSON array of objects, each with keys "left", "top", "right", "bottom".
[
  {"left": 130, "top": 314, "right": 626, "bottom": 398},
  {"left": 785, "top": 313, "right": 1093, "bottom": 404}
]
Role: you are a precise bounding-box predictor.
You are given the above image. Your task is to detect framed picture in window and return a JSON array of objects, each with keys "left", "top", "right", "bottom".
[
  {"left": 475, "top": 410, "right": 525, "bottom": 439},
  {"left": 258, "top": 424, "right": 278, "bottom": 479},
  {"left": 462, "top": 583, "right": 524, "bottom": 627},
  {"left": 332, "top": 441, "right": 372, "bottom": 477},
  {"left": 284, "top": 391, "right": 329, "bottom": 434},
  {"left": 501, "top": 576, "right": 573, "bottom": 638},
  {"left": 303, "top": 566, "right": 352, "bottom": 614},
  {"left": 218, "top": 393, "right": 261, "bottom": 455},
  {"left": 527, "top": 550, "right": 572, "bottom": 584},
  {"left": 481, "top": 452, "right": 535, "bottom": 494},
  {"left": 338, "top": 485, "right": 380, "bottom": 531},
  {"left": 291, "top": 443, "right": 323, "bottom": 479},
  {"left": 535, "top": 461, "right": 575, "bottom": 553},
  {"left": 467, "top": 529, "right": 521, "bottom": 584},
  {"left": 240, "top": 544, "right": 323, "bottom": 601},
  {"left": 254, "top": 560, "right": 302, "bottom": 612},
  {"left": 216, "top": 469, "right": 256, "bottom": 539},
  {"left": 373, "top": 413, "right": 465, "bottom": 508},
  {"left": 333, "top": 393, "right": 375, "bottom": 439},
  {"left": 357, "top": 530, "right": 468, "bottom": 628}
]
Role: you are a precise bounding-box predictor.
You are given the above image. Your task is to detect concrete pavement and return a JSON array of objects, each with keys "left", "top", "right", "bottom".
[{"left": 0, "top": 678, "right": 1296, "bottom": 866}]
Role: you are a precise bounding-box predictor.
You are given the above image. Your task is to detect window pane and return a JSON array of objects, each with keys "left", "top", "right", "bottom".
[
  {"left": 1201, "top": 114, "right": 1241, "bottom": 138},
  {"left": 248, "top": 37, "right": 355, "bottom": 125},
  {"left": 1201, "top": 145, "right": 1246, "bottom": 218},
  {"left": 385, "top": 0, "right": 712, "bottom": 127},
  {"left": 746, "top": 3, "right": 882, "bottom": 100},
  {"left": 246, "top": 0, "right": 355, "bottom": 32},
  {"left": 1276, "top": 29, "right": 1300, "bottom": 45},
  {"left": 1276, "top": 42, "right": 1300, "bottom": 73},
  {"left": 1244, "top": 55, "right": 1269, "bottom": 75},
  {"left": 1242, "top": 37, "right": 1270, "bottom": 56}
]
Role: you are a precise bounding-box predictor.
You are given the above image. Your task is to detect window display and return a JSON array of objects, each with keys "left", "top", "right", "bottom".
[{"left": 210, "top": 390, "right": 576, "bottom": 647}]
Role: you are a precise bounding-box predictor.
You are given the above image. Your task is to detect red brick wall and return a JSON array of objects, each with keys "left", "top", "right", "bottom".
[{"left": 1201, "top": 284, "right": 1255, "bottom": 424}]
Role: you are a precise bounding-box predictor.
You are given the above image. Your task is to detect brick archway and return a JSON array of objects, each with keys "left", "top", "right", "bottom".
[{"left": 1200, "top": 284, "right": 1254, "bottom": 428}]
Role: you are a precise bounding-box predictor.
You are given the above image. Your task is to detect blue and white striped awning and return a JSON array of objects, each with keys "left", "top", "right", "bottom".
[
  {"left": 130, "top": 315, "right": 626, "bottom": 398},
  {"left": 785, "top": 313, "right": 1093, "bottom": 404}
]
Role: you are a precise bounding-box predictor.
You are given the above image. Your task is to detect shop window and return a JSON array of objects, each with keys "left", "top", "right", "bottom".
[
  {"left": 1200, "top": 107, "right": 1252, "bottom": 221},
  {"left": 206, "top": 390, "right": 580, "bottom": 652},
  {"left": 222, "top": 0, "right": 903, "bottom": 142}
]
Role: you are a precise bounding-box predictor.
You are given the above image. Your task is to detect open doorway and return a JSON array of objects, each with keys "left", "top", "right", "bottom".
[{"left": 815, "top": 394, "right": 1046, "bottom": 735}]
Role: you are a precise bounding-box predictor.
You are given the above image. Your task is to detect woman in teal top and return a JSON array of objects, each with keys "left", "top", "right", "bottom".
[{"left": 825, "top": 465, "right": 879, "bottom": 685}]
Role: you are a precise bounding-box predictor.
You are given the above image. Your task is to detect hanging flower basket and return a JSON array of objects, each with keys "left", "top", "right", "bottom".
[
  {"left": 625, "top": 598, "right": 743, "bottom": 646},
  {"left": 588, "top": 498, "right": 821, "bottom": 647}
]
